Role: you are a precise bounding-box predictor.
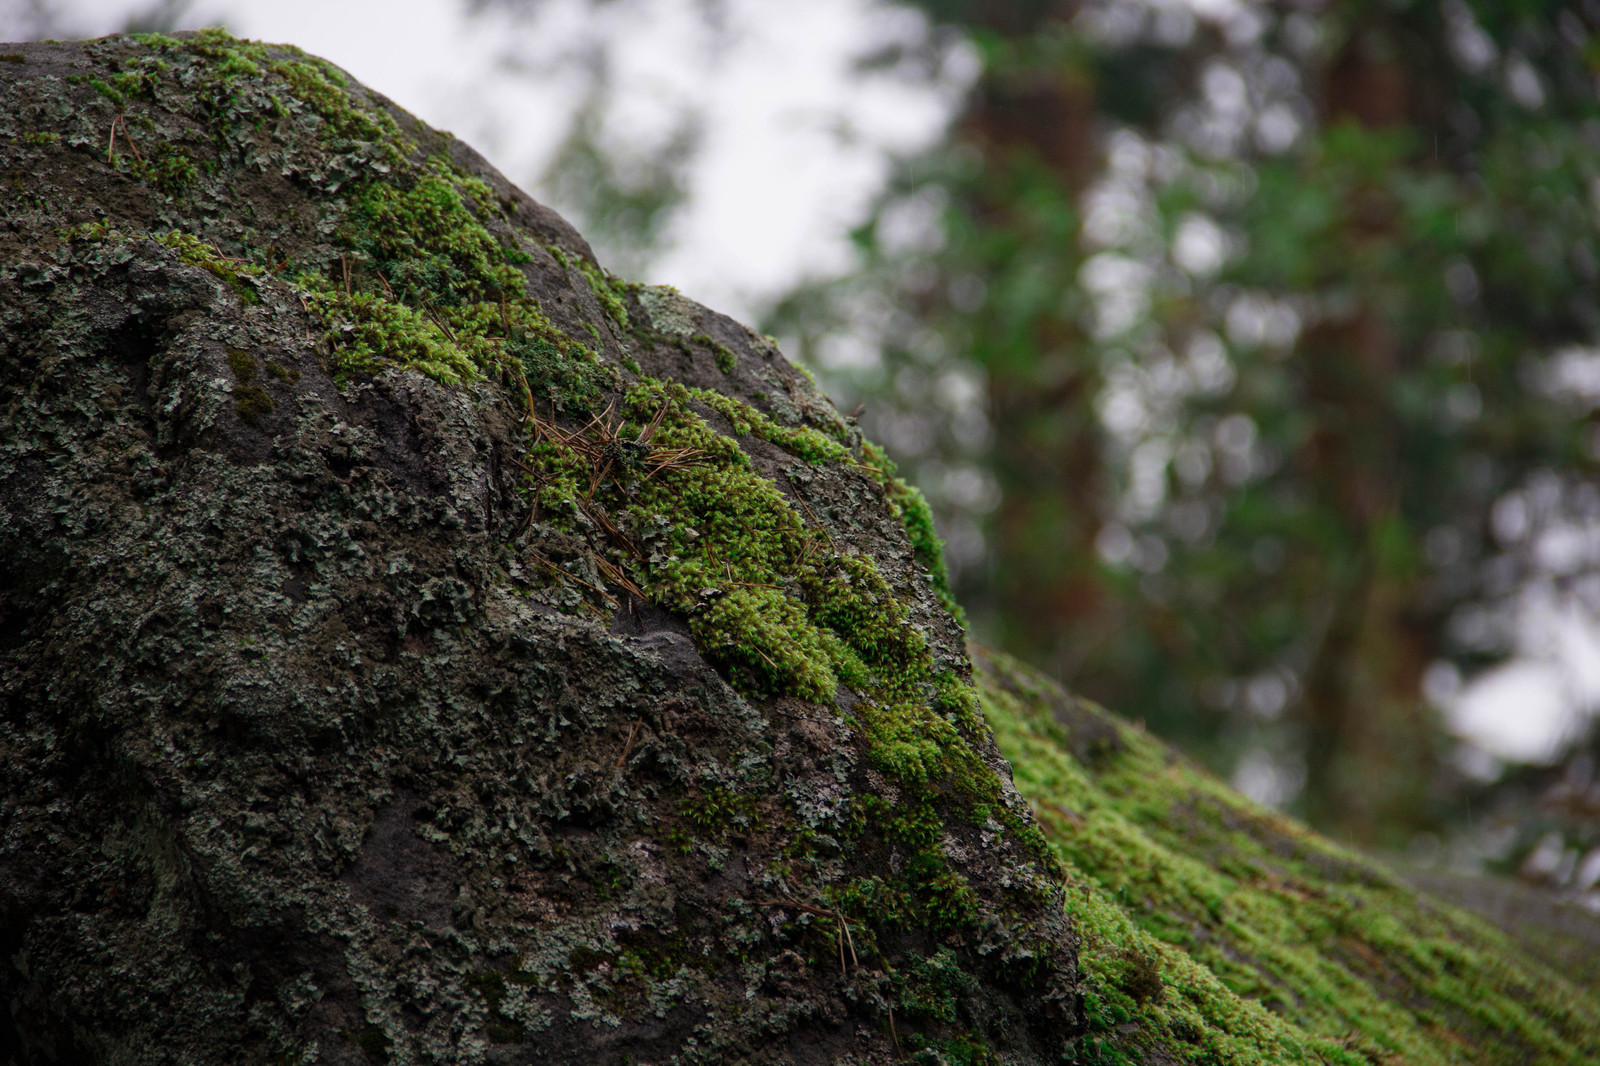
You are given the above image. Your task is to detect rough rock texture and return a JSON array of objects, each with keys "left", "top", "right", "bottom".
[
  {"left": 1, "top": 30, "right": 1598, "bottom": 1066},
  {"left": 0, "top": 32, "right": 1074, "bottom": 1066}
]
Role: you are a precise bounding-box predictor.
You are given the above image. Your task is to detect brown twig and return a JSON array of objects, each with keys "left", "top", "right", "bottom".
[
  {"left": 107, "top": 113, "right": 144, "bottom": 165},
  {"left": 207, "top": 243, "right": 252, "bottom": 264},
  {"left": 504, "top": 454, "right": 542, "bottom": 477},
  {"left": 118, "top": 116, "right": 143, "bottom": 164},
  {"left": 527, "top": 548, "right": 618, "bottom": 607},
  {"left": 614, "top": 718, "right": 641, "bottom": 770},
  {"left": 752, "top": 899, "right": 839, "bottom": 920},
  {"left": 577, "top": 494, "right": 640, "bottom": 554},
  {"left": 420, "top": 296, "right": 457, "bottom": 343},
  {"left": 590, "top": 551, "right": 646, "bottom": 601},
  {"left": 635, "top": 401, "right": 670, "bottom": 446},
  {"left": 753, "top": 899, "right": 859, "bottom": 977},
  {"left": 641, "top": 447, "right": 707, "bottom": 479}
]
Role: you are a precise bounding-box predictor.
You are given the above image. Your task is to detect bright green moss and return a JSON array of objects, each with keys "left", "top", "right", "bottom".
[
  {"left": 346, "top": 162, "right": 525, "bottom": 306},
  {"left": 295, "top": 153, "right": 616, "bottom": 402},
  {"left": 862, "top": 440, "right": 963, "bottom": 625},
  {"left": 688, "top": 332, "right": 737, "bottom": 373},
  {"left": 686, "top": 385, "right": 853, "bottom": 465},
  {"left": 526, "top": 377, "right": 933, "bottom": 714},
  {"left": 302, "top": 286, "right": 478, "bottom": 384},
  {"left": 547, "top": 244, "right": 630, "bottom": 331},
  {"left": 977, "top": 648, "right": 1600, "bottom": 1065}
]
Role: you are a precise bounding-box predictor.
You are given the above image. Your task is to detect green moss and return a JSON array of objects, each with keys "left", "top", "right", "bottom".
[
  {"left": 226, "top": 348, "right": 257, "bottom": 382},
  {"left": 132, "top": 28, "right": 410, "bottom": 166},
  {"left": 303, "top": 287, "right": 478, "bottom": 385},
  {"left": 60, "top": 224, "right": 264, "bottom": 305},
  {"left": 977, "top": 648, "right": 1600, "bottom": 1065},
  {"left": 284, "top": 155, "right": 617, "bottom": 402},
  {"left": 548, "top": 244, "right": 630, "bottom": 331},
  {"left": 153, "top": 229, "right": 262, "bottom": 301},
  {"left": 871, "top": 442, "right": 963, "bottom": 625},
  {"left": 894, "top": 949, "right": 975, "bottom": 1024},
  {"left": 689, "top": 331, "right": 737, "bottom": 373},
  {"left": 680, "top": 784, "right": 759, "bottom": 838},
  {"left": 225, "top": 347, "right": 273, "bottom": 422},
  {"left": 686, "top": 385, "right": 853, "bottom": 465},
  {"left": 81, "top": 76, "right": 126, "bottom": 108},
  {"left": 345, "top": 161, "right": 525, "bottom": 307},
  {"left": 146, "top": 147, "right": 198, "bottom": 195}
]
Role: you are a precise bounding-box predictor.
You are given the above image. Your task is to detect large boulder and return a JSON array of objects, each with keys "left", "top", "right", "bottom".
[
  {"left": 0, "top": 31, "right": 1074, "bottom": 1066},
  {"left": 2, "top": 29, "right": 1598, "bottom": 1066}
]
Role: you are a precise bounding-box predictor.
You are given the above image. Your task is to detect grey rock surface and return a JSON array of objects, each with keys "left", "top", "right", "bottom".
[{"left": 0, "top": 31, "right": 1077, "bottom": 1066}]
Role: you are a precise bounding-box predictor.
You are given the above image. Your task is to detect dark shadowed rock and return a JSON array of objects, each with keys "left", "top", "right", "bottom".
[{"left": 0, "top": 31, "right": 1075, "bottom": 1066}]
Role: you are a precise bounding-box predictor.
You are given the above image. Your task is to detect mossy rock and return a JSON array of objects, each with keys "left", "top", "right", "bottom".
[
  {"left": 0, "top": 29, "right": 1594, "bottom": 1066},
  {"left": 0, "top": 32, "right": 1067, "bottom": 1066}
]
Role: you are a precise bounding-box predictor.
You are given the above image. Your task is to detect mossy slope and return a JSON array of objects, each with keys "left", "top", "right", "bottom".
[{"left": 977, "top": 646, "right": 1600, "bottom": 1065}]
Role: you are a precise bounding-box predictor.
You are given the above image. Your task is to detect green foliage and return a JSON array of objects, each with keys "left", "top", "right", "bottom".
[{"left": 775, "top": 0, "right": 1600, "bottom": 844}]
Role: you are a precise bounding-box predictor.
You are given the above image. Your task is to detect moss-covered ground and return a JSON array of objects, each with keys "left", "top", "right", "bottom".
[{"left": 977, "top": 646, "right": 1600, "bottom": 1064}]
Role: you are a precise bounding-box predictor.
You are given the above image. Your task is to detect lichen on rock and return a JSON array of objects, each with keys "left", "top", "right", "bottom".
[{"left": 0, "top": 30, "right": 1073, "bottom": 1065}]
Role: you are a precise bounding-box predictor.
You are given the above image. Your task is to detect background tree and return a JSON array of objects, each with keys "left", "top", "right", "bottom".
[{"left": 772, "top": 0, "right": 1600, "bottom": 849}]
